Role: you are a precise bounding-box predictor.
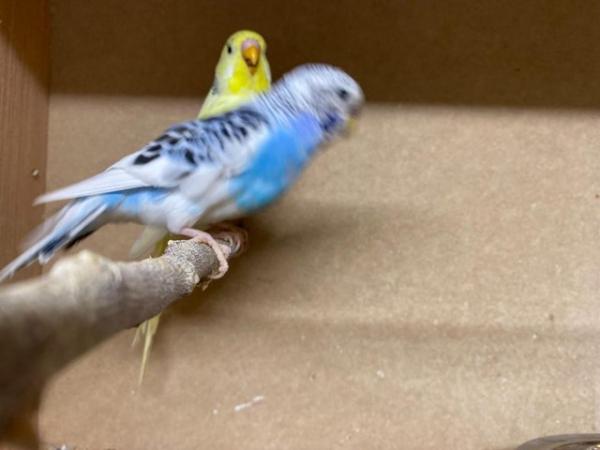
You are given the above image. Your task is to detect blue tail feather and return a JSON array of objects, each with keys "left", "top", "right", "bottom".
[{"left": 0, "top": 196, "right": 111, "bottom": 283}]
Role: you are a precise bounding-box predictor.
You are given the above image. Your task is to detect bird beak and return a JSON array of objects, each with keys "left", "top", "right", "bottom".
[
  {"left": 343, "top": 106, "right": 362, "bottom": 136},
  {"left": 341, "top": 118, "right": 356, "bottom": 137},
  {"left": 241, "top": 39, "right": 261, "bottom": 75}
]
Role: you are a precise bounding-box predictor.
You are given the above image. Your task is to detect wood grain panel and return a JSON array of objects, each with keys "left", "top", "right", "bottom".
[{"left": 0, "top": 0, "right": 49, "bottom": 280}]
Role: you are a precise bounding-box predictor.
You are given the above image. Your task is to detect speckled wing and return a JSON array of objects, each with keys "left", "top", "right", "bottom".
[{"left": 35, "top": 108, "right": 271, "bottom": 205}]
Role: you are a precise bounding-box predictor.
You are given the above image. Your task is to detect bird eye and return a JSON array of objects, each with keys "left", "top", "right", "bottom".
[
  {"left": 337, "top": 88, "right": 349, "bottom": 101},
  {"left": 226, "top": 44, "right": 233, "bottom": 54}
]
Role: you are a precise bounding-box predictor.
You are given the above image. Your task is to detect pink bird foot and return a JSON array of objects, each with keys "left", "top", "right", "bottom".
[{"left": 179, "top": 228, "right": 230, "bottom": 279}]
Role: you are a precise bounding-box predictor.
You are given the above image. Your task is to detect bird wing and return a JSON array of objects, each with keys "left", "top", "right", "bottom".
[
  {"left": 35, "top": 169, "right": 150, "bottom": 204},
  {"left": 35, "top": 108, "right": 271, "bottom": 205}
]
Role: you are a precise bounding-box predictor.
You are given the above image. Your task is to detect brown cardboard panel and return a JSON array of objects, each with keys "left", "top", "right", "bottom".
[
  {"left": 36, "top": 1, "right": 600, "bottom": 449},
  {"left": 50, "top": 0, "right": 600, "bottom": 108},
  {"left": 0, "top": 0, "right": 49, "bottom": 279},
  {"left": 40, "top": 100, "right": 600, "bottom": 449}
]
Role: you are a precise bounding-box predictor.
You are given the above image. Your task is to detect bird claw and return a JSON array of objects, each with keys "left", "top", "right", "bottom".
[
  {"left": 208, "top": 222, "right": 248, "bottom": 257},
  {"left": 179, "top": 223, "right": 248, "bottom": 282},
  {"left": 179, "top": 228, "right": 229, "bottom": 279}
]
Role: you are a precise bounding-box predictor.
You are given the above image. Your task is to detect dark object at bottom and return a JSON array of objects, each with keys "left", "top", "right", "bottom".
[{"left": 517, "top": 434, "right": 600, "bottom": 450}]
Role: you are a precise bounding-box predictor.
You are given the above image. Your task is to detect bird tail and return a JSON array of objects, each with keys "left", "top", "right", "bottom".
[
  {"left": 133, "top": 235, "right": 171, "bottom": 384},
  {"left": 129, "top": 226, "right": 168, "bottom": 259},
  {"left": 0, "top": 197, "right": 109, "bottom": 283},
  {"left": 133, "top": 313, "right": 161, "bottom": 385}
]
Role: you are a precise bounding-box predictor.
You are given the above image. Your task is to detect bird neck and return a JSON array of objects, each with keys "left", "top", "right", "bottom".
[
  {"left": 253, "top": 83, "right": 312, "bottom": 125},
  {"left": 253, "top": 85, "right": 342, "bottom": 141}
]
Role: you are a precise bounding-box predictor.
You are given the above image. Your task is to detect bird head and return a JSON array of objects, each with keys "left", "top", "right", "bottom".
[
  {"left": 282, "top": 64, "right": 364, "bottom": 138},
  {"left": 214, "top": 30, "right": 271, "bottom": 95}
]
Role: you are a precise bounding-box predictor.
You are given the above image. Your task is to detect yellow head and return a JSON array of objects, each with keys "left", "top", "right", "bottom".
[{"left": 213, "top": 30, "right": 271, "bottom": 96}]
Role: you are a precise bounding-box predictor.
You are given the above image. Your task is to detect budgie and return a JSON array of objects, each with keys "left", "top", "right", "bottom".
[
  {"left": 134, "top": 30, "right": 272, "bottom": 382},
  {"left": 199, "top": 30, "right": 271, "bottom": 119},
  {"left": 133, "top": 30, "right": 271, "bottom": 259},
  {"left": 0, "top": 64, "right": 364, "bottom": 290}
]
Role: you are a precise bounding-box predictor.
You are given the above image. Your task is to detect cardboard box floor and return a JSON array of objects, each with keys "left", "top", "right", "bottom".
[{"left": 37, "top": 1, "right": 600, "bottom": 449}]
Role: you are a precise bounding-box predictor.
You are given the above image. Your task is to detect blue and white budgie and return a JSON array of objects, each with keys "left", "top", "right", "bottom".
[{"left": 0, "top": 64, "right": 363, "bottom": 283}]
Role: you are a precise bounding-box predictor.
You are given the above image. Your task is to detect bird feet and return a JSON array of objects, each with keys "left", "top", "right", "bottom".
[
  {"left": 208, "top": 222, "right": 248, "bottom": 256},
  {"left": 179, "top": 223, "right": 248, "bottom": 282},
  {"left": 179, "top": 228, "right": 230, "bottom": 279}
]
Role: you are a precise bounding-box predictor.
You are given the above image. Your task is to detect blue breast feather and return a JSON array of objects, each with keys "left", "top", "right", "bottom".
[{"left": 230, "top": 113, "right": 324, "bottom": 213}]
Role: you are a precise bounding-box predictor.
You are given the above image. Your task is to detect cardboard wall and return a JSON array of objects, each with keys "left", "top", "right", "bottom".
[
  {"left": 37, "top": 1, "right": 600, "bottom": 449},
  {"left": 0, "top": 0, "right": 49, "bottom": 281}
]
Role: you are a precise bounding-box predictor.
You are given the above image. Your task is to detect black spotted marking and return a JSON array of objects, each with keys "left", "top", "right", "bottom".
[
  {"left": 170, "top": 125, "right": 190, "bottom": 134},
  {"left": 321, "top": 113, "right": 340, "bottom": 133},
  {"left": 134, "top": 153, "right": 160, "bottom": 165},
  {"left": 184, "top": 149, "right": 196, "bottom": 165},
  {"left": 237, "top": 109, "right": 268, "bottom": 130},
  {"left": 206, "top": 127, "right": 224, "bottom": 149},
  {"left": 42, "top": 237, "right": 64, "bottom": 255},
  {"left": 226, "top": 119, "right": 243, "bottom": 141},
  {"left": 220, "top": 125, "right": 231, "bottom": 138},
  {"left": 168, "top": 137, "right": 179, "bottom": 145},
  {"left": 238, "top": 117, "right": 255, "bottom": 130},
  {"left": 202, "top": 116, "right": 220, "bottom": 124},
  {"left": 226, "top": 111, "right": 263, "bottom": 140},
  {"left": 65, "top": 230, "right": 96, "bottom": 249},
  {"left": 155, "top": 134, "right": 172, "bottom": 143},
  {"left": 146, "top": 144, "right": 162, "bottom": 153}
]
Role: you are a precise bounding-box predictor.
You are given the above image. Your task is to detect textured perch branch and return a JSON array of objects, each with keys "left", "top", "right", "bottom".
[{"left": 0, "top": 236, "right": 240, "bottom": 448}]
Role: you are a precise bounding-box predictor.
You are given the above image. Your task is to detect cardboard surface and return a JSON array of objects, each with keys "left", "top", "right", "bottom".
[
  {"left": 37, "top": 1, "right": 600, "bottom": 449},
  {"left": 50, "top": 0, "right": 600, "bottom": 108},
  {"left": 0, "top": 0, "right": 49, "bottom": 281}
]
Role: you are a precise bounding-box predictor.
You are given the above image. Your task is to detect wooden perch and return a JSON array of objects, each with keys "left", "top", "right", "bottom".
[{"left": 0, "top": 235, "right": 242, "bottom": 448}]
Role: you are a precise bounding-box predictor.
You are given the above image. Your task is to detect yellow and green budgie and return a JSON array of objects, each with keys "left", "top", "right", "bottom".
[{"left": 134, "top": 30, "right": 272, "bottom": 383}]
